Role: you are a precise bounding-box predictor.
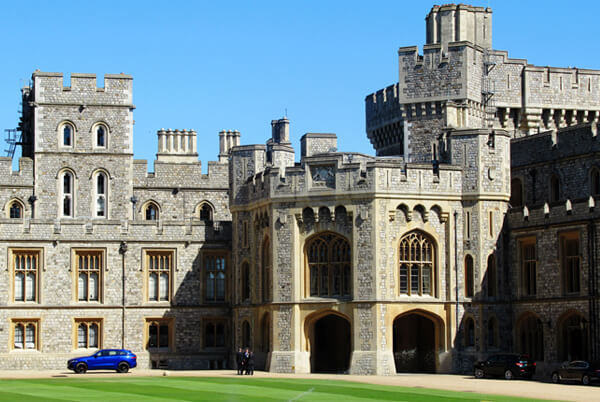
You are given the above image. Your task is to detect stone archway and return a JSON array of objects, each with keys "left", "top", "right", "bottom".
[
  {"left": 393, "top": 312, "right": 437, "bottom": 372},
  {"left": 310, "top": 314, "right": 351, "bottom": 373}
]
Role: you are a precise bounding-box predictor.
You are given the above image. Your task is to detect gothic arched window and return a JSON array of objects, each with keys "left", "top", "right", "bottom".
[
  {"left": 262, "top": 237, "right": 272, "bottom": 302},
  {"left": 399, "top": 231, "right": 435, "bottom": 296},
  {"left": 306, "top": 232, "right": 351, "bottom": 298}
]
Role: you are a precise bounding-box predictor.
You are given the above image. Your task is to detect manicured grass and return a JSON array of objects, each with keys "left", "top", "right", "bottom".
[{"left": 0, "top": 377, "right": 549, "bottom": 401}]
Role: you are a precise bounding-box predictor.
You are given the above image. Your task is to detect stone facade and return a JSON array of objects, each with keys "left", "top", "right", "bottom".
[{"left": 0, "top": 4, "right": 598, "bottom": 377}]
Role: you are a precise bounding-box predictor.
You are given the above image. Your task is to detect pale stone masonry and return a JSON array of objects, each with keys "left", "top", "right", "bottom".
[{"left": 0, "top": 4, "right": 598, "bottom": 376}]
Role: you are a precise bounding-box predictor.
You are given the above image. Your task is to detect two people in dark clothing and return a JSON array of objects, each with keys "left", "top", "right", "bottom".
[{"left": 236, "top": 347, "right": 254, "bottom": 375}]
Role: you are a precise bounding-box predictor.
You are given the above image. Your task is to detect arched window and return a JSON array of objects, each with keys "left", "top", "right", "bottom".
[
  {"left": 550, "top": 174, "right": 560, "bottom": 202},
  {"left": 61, "top": 171, "right": 74, "bottom": 217},
  {"left": 61, "top": 123, "right": 74, "bottom": 147},
  {"left": 241, "top": 261, "right": 250, "bottom": 302},
  {"left": 591, "top": 168, "right": 600, "bottom": 196},
  {"left": 145, "top": 202, "right": 159, "bottom": 221},
  {"left": 510, "top": 178, "right": 523, "bottom": 207},
  {"left": 487, "top": 254, "right": 496, "bottom": 297},
  {"left": 465, "top": 255, "right": 474, "bottom": 298},
  {"left": 398, "top": 231, "right": 435, "bottom": 296},
  {"left": 94, "top": 172, "right": 107, "bottom": 218},
  {"left": 262, "top": 237, "right": 272, "bottom": 302},
  {"left": 9, "top": 200, "right": 23, "bottom": 219},
  {"left": 465, "top": 317, "right": 475, "bottom": 347},
  {"left": 199, "top": 202, "right": 213, "bottom": 222},
  {"left": 487, "top": 317, "right": 498, "bottom": 348},
  {"left": 95, "top": 125, "right": 107, "bottom": 148},
  {"left": 306, "top": 232, "right": 351, "bottom": 298},
  {"left": 518, "top": 314, "right": 544, "bottom": 361}
]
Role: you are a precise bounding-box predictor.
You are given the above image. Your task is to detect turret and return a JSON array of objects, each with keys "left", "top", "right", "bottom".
[{"left": 426, "top": 4, "right": 492, "bottom": 52}]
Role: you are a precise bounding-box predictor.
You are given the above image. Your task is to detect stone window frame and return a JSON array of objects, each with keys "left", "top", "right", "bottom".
[
  {"left": 58, "top": 120, "right": 76, "bottom": 148},
  {"left": 9, "top": 248, "right": 43, "bottom": 303},
  {"left": 261, "top": 236, "right": 272, "bottom": 302},
  {"left": 559, "top": 231, "right": 581, "bottom": 295},
  {"left": 143, "top": 248, "right": 176, "bottom": 304},
  {"left": 6, "top": 198, "right": 25, "bottom": 219},
  {"left": 196, "top": 201, "right": 214, "bottom": 223},
  {"left": 241, "top": 320, "right": 252, "bottom": 349},
  {"left": 11, "top": 318, "right": 40, "bottom": 351},
  {"left": 464, "top": 254, "right": 474, "bottom": 298},
  {"left": 240, "top": 260, "right": 250, "bottom": 303},
  {"left": 144, "top": 317, "right": 175, "bottom": 352},
  {"left": 204, "top": 319, "right": 227, "bottom": 349},
  {"left": 92, "top": 169, "right": 110, "bottom": 219},
  {"left": 58, "top": 168, "right": 77, "bottom": 218},
  {"left": 398, "top": 230, "right": 436, "bottom": 297},
  {"left": 72, "top": 248, "right": 105, "bottom": 303},
  {"left": 204, "top": 252, "right": 228, "bottom": 303},
  {"left": 486, "top": 253, "right": 497, "bottom": 298},
  {"left": 73, "top": 318, "right": 103, "bottom": 350},
  {"left": 91, "top": 121, "right": 109, "bottom": 150},
  {"left": 142, "top": 200, "right": 160, "bottom": 221},
  {"left": 549, "top": 173, "right": 561, "bottom": 203},
  {"left": 518, "top": 236, "right": 537, "bottom": 297},
  {"left": 305, "top": 231, "right": 352, "bottom": 299}
]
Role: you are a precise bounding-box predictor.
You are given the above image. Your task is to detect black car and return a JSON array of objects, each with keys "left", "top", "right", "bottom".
[
  {"left": 474, "top": 354, "right": 536, "bottom": 380},
  {"left": 551, "top": 360, "right": 600, "bottom": 385}
]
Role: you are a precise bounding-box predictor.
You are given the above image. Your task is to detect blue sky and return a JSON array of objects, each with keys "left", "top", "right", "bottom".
[{"left": 1, "top": 0, "right": 598, "bottom": 170}]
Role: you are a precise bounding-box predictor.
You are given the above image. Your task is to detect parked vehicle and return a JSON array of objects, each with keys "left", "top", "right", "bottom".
[
  {"left": 551, "top": 361, "right": 600, "bottom": 385},
  {"left": 67, "top": 349, "right": 137, "bottom": 373},
  {"left": 474, "top": 354, "right": 536, "bottom": 380}
]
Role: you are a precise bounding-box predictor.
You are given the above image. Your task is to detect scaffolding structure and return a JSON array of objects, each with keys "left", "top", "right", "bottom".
[
  {"left": 482, "top": 48, "right": 496, "bottom": 129},
  {"left": 4, "top": 128, "right": 20, "bottom": 158}
]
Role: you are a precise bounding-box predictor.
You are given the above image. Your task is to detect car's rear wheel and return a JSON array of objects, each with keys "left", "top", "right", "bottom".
[
  {"left": 474, "top": 368, "right": 484, "bottom": 379},
  {"left": 504, "top": 369, "right": 514, "bottom": 380},
  {"left": 117, "top": 362, "right": 130, "bottom": 373},
  {"left": 551, "top": 372, "right": 560, "bottom": 383},
  {"left": 582, "top": 374, "right": 590, "bottom": 385},
  {"left": 75, "top": 363, "right": 87, "bottom": 374}
]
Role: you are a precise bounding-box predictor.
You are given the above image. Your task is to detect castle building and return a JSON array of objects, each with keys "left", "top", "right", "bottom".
[{"left": 0, "top": 4, "right": 598, "bottom": 376}]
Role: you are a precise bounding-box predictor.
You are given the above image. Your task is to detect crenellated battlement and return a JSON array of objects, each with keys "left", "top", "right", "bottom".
[
  {"left": 30, "top": 71, "right": 133, "bottom": 106},
  {"left": 133, "top": 159, "right": 228, "bottom": 189},
  {"left": 0, "top": 157, "right": 33, "bottom": 186}
]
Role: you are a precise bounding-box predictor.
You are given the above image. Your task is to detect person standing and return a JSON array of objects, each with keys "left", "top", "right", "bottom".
[
  {"left": 236, "top": 347, "right": 244, "bottom": 375},
  {"left": 245, "top": 349, "right": 254, "bottom": 375}
]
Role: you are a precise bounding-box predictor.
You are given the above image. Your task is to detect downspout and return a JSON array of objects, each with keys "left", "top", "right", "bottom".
[
  {"left": 589, "top": 220, "right": 598, "bottom": 361},
  {"left": 119, "top": 242, "right": 128, "bottom": 349},
  {"left": 454, "top": 211, "right": 460, "bottom": 349}
]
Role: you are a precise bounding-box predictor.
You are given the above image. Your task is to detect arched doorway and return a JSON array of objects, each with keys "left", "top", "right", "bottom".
[
  {"left": 311, "top": 314, "right": 351, "bottom": 373},
  {"left": 558, "top": 313, "right": 588, "bottom": 361},
  {"left": 393, "top": 313, "right": 437, "bottom": 372}
]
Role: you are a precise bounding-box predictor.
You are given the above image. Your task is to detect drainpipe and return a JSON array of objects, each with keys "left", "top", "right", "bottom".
[
  {"left": 589, "top": 220, "right": 598, "bottom": 361},
  {"left": 119, "top": 242, "right": 128, "bottom": 349},
  {"left": 454, "top": 211, "right": 460, "bottom": 350},
  {"left": 28, "top": 195, "right": 37, "bottom": 219}
]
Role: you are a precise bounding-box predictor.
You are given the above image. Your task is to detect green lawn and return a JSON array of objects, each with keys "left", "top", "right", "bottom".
[{"left": 0, "top": 377, "right": 549, "bottom": 401}]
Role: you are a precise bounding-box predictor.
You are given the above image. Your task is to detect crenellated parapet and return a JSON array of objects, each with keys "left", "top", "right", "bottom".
[
  {"left": 30, "top": 71, "right": 133, "bottom": 106},
  {"left": 133, "top": 159, "right": 228, "bottom": 189},
  {"left": 0, "top": 157, "right": 34, "bottom": 186}
]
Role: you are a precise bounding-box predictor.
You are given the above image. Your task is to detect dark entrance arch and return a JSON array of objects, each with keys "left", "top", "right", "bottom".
[
  {"left": 311, "top": 314, "right": 351, "bottom": 373},
  {"left": 393, "top": 313, "right": 436, "bottom": 372}
]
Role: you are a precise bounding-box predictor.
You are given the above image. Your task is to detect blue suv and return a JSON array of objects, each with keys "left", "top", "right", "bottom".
[{"left": 68, "top": 349, "right": 137, "bottom": 373}]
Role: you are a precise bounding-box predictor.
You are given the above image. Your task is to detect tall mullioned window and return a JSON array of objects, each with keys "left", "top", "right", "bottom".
[
  {"left": 307, "top": 232, "right": 351, "bottom": 298},
  {"left": 262, "top": 237, "right": 272, "bottom": 302},
  {"left": 398, "top": 231, "right": 434, "bottom": 296},
  {"left": 465, "top": 255, "right": 474, "bottom": 298},
  {"left": 561, "top": 233, "right": 580, "bottom": 294},
  {"left": 76, "top": 250, "right": 103, "bottom": 302},
  {"left": 146, "top": 318, "right": 173, "bottom": 350},
  {"left": 146, "top": 250, "right": 173, "bottom": 302},
  {"left": 12, "top": 249, "right": 40, "bottom": 302},
  {"left": 205, "top": 254, "right": 226, "bottom": 302},
  {"left": 520, "top": 238, "right": 537, "bottom": 296}
]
